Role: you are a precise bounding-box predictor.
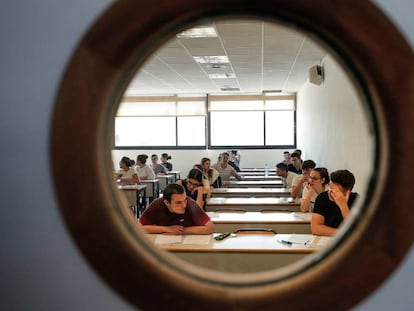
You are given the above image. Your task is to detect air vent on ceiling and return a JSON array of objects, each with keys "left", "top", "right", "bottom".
[{"left": 207, "top": 64, "right": 227, "bottom": 69}]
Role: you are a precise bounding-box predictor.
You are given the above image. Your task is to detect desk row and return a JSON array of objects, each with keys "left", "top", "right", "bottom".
[{"left": 146, "top": 233, "right": 332, "bottom": 272}]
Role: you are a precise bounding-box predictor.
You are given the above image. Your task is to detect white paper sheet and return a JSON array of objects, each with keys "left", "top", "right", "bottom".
[
  {"left": 288, "top": 234, "right": 315, "bottom": 245},
  {"left": 154, "top": 234, "right": 182, "bottom": 244},
  {"left": 182, "top": 235, "right": 211, "bottom": 245}
]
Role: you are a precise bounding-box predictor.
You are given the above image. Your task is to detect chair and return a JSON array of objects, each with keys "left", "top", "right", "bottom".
[
  {"left": 260, "top": 208, "right": 290, "bottom": 213},
  {"left": 233, "top": 228, "right": 277, "bottom": 235},
  {"left": 214, "top": 208, "right": 247, "bottom": 213}
]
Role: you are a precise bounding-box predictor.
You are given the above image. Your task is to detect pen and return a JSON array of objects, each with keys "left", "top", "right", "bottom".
[{"left": 279, "top": 239, "right": 311, "bottom": 245}]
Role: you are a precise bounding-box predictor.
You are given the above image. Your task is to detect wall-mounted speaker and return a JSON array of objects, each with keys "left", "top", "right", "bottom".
[{"left": 309, "top": 65, "right": 324, "bottom": 85}]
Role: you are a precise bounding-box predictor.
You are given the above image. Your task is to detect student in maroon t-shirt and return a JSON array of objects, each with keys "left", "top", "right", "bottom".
[{"left": 139, "top": 183, "right": 213, "bottom": 235}]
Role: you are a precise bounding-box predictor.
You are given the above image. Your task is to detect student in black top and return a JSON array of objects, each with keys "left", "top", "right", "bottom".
[
  {"left": 160, "top": 153, "right": 173, "bottom": 171},
  {"left": 176, "top": 168, "right": 209, "bottom": 210},
  {"left": 311, "top": 169, "right": 358, "bottom": 236},
  {"left": 288, "top": 151, "right": 302, "bottom": 174}
]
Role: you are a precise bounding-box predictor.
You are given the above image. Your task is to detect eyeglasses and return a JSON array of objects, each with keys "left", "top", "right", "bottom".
[
  {"left": 308, "top": 177, "right": 321, "bottom": 181},
  {"left": 187, "top": 180, "right": 200, "bottom": 187}
]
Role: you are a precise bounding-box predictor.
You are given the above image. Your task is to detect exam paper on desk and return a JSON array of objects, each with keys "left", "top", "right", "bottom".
[
  {"left": 288, "top": 234, "right": 315, "bottom": 245},
  {"left": 154, "top": 234, "right": 211, "bottom": 245}
]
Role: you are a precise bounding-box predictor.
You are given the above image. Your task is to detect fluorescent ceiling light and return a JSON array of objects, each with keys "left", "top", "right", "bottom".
[
  {"left": 220, "top": 87, "right": 240, "bottom": 91},
  {"left": 176, "top": 26, "right": 217, "bottom": 38},
  {"left": 209, "top": 73, "right": 236, "bottom": 79},
  {"left": 263, "top": 90, "right": 283, "bottom": 95},
  {"left": 193, "top": 56, "right": 229, "bottom": 64}
]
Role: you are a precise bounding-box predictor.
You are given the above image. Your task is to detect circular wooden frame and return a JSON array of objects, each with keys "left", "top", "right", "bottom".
[{"left": 51, "top": 1, "right": 414, "bottom": 310}]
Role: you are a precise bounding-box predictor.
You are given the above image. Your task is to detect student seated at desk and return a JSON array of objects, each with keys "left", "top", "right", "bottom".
[
  {"left": 300, "top": 167, "right": 329, "bottom": 212},
  {"left": 213, "top": 152, "right": 242, "bottom": 182},
  {"left": 116, "top": 156, "right": 140, "bottom": 184},
  {"left": 176, "top": 168, "right": 210, "bottom": 210},
  {"left": 291, "top": 159, "right": 316, "bottom": 200},
  {"left": 228, "top": 150, "right": 241, "bottom": 172},
  {"left": 288, "top": 151, "right": 303, "bottom": 175},
  {"left": 150, "top": 154, "right": 167, "bottom": 174},
  {"left": 136, "top": 154, "right": 156, "bottom": 180},
  {"left": 161, "top": 153, "right": 173, "bottom": 171},
  {"left": 276, "top": 162, "right": 297, "bottom": 188},
  {"left": 139, "top": 183, "right": 214, "bottom": 235},
  {"left": 201, "top": 157, "right": 221, "bottom": 188},
  {"left": 311, "top": 169, "right": 358, "bottom": 236}
]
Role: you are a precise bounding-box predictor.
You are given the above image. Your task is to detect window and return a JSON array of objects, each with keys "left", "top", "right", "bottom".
[
  {"left": 114, "top": 94, "right": 295, "bottom": 149},
  {"left": 208, "top": 95, "right": 296, "bottom": 148}
]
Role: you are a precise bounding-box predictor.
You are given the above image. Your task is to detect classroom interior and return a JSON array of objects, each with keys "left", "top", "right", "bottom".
[
  {"left": 112, "top": 19, "right": 374, "bottom": 196},
  {"left": 111, "top": 19, "right": 375, "bottom": 273},
  {"left": 5, "top": 1, "right": 413, "bottom": 310}
]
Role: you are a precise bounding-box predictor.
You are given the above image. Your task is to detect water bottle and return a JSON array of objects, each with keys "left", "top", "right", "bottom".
[{"left": 264, "top": 164, "right": 269, "bottom": 176}]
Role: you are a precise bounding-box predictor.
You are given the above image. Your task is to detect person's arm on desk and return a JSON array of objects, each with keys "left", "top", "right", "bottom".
[
  {"left": 139, "top": 224, "right": 185, "bottom": 234},
  {"left": 139, "top": 221, "right": 213, "bottom": 235},
  {"left": 183, "top": 219, "right": 214, "bottom": 235},
  {"left": 311, "top": 213, "right": 337, "bottom": 236}
]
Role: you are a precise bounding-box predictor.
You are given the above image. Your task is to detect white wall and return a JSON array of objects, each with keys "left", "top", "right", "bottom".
[
  {"left": 296, "top": 54, "right": 374, "bottom": 194},
  {"left": 1, "top": 1, "right": 414, "bottom": 310}
]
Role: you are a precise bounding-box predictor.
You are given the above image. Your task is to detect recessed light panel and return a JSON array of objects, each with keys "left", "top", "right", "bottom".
[
  {"left": 176, "top": 26, "right": 217, "bottom": 38},
  {"left": 193, "top": 56, "right": 229, "bottom": 64},
  {"left": 209, "top": 73, "right": 236, "bottom": 79}
]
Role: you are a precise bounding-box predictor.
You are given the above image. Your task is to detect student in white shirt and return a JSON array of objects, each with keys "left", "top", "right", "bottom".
[
  {"left": 276, "top": 162, "right": 297, "bottom": 188},
  {"left": 214, "top": 152, "right": 242, "bottom": 183},
  {"left": 301, "top": 167, "right": 330, "bottom": 212},
  {"left": 291, "top": 160, "right": 316, "bottom": 199},
  {"left": 135, "top": 154, "right": 156, "bottom": 180}
]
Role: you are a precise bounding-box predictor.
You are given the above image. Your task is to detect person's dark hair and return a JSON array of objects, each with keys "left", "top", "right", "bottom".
[
  {"left": 193, "top": 164, "right": 203, "bottom": 171},
  {"left": 330, "top": 169, "right": 355, "bottom": 190},
  {"left": 221, "top": 152, "right": 229, "bottom": 158},
  {"left": 313, "top": 167, "right": 330, "bottom": 185},
  {"left": 290, "top": 151, "right": 301, "bottom": 159},
  {"left": 187, "top": 168, "right": 203, "bottom": 183},
  {"left": 283, "top": 151, "right": 290, "bottom": 155},
  {"left": 137, "top": 154, "right": 148, "bottom": 164},
  {"left": 120, "top": 156, "right": 132, "bottom": 167},
  {"left": 151, "top": 154, "right": 158, "bottom": 159},
  {"left": 231, "top": 150, "right": 238, "bottom": 155},
  {"left": 163, "top": 183, "right": 185, "bottom": 202},
  {"left": 276, "top": 162, "right": 288, "bottom": 171},
  {"left": 293, "top": 149, "right": 302, "bottom": 156},
  {"left": 161, "top": 153, "right": 171, "bottom": 160},
  {"left": 302, "top": 160, "right": 316, "bottom": 170}
]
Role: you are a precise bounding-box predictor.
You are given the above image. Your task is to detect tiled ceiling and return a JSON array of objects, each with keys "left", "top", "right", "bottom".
[{"left": 124, "top": 20, "right": 327, "bottom": 96}]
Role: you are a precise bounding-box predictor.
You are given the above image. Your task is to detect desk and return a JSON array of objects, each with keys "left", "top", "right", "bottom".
[
  {"left": 140, "top": 179, "right": 160, "bottom": 203},
  {"left": 206, "top": 197, "right": 300, "bottom": 212},
  {"left": 233, "top": 175, "right": 282, "bottom": 181},
  {"left": 117, "top": 184, "right": 147, "bottom": 217},
  {"left": 148, "top": 233, "right": 329, "bottom": 272},
  {"left": 156, "top": 174, "right": 175, "bottom": 192},
  {"left": 240, "top": 168, "right": 277, "bottom": 173},
  {"left": 169, "top": 170, "right": 181, "bottom": 182},
  {"left": 239, "top": 171, "right": 277, "bottom": 176},
  {"left": 208, "top": 211, "right": 311, "bottom": 234},
  {"left": 211, "top": 187, "right": 291, "bottom": 198},
  {"left": 224, "top": 180, "right": 284, "bottom": 188}
]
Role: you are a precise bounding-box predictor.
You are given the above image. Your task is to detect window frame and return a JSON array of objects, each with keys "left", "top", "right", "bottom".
[{"left": 114, "top": 94, "right": 297, "bottom": 150}]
